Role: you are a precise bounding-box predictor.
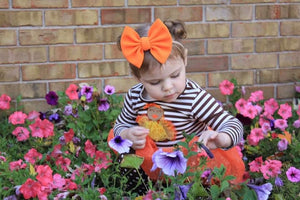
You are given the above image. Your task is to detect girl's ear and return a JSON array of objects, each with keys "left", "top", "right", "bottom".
[{"left": 184, "top": 48, "right": 188, "bottom": 66}]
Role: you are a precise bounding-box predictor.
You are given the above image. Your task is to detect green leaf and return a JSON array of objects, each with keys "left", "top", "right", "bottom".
[
  {"left": 210, "top": 185, "right": 221, "bottom": 200},
  {"left": 220, "top": 180, "right": 229, "bottom": 192},
  {"left": 189, "top": 181, "right": 209, "bottom": 197},
  {"left": 120, "top": 154, "right": 144, "bottom": 169}
]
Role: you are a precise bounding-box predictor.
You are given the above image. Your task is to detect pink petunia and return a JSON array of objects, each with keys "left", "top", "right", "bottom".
[
  {"left": 55, "top": 156, "right": 71, "bottom": 172},
  {"left": 274, "top": 119, "right": 288, "bottom": 131},
  {"left": 65, "top": 84, "right": 79, "bottom": 100},
  {"left": 64, "top": 129, "right": 74, "bottom": 143},
  {"left": 261, "top": 122, "right": 271, "bottom": 134},
  {"left": 241, "top": 104, "right": 258, "bottom": 119},
  {"left": 9, "top": 111, "right": 28, "bottom": 125},
  {"left": 12, "top": 127, "right": 30, "bottom": 141},
  {"left": 278, "top": 103, "right": 292, "bottom": 120},
  {"left": 19, "top": 178, "right": 41, "bottom": 199},
  {"left": 219, "top": 80, "right": 234, "bottom": 95},
  {"left": 249, "top": 156, "right": 263, "bottom": 173},
  {"left": 0, "top": 94, "right": 11, "bottom": 110},
  {"left": 260, "top": 159, "right": 282, "bottom": 179},
  {"left": 85, "top": 140, "right": 96, "bottom": 158},
  {"left": 52, "top": 173, "right": 66, "bottom": 189},
  {"left": 24, "top": 148, "right": 43, "bottom": 164},
  {"left": 248, "top": 90, "right": 264, "bottom": 103},
  {"left": 9, "top": 159, "right": 27, "bottom": 171},
  {"left": 235, "top": 98, "right": 248, "bottom": 113},
  {"left": 264, "top": 98, "right": 279, "bottom": 115},
  {"left": 29, "top": 118, "right": 54, "bottom": 138},
  {"left": 293, "top": 119, "right": 300, "bottom": 128},
  {"left": 27, "top": 110, "right": 40, "bottom": 121},
  {"left": 277, "top": 139, "right": 288, "bottom": 151},
  {"left": 247, "top": 128, "right": 264, "bottom": 146},
  {"left": 36, "top": 165, "right": 53, "bottom": 186}
]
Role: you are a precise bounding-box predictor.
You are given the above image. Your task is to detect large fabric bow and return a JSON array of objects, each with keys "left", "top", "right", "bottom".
[{"left": 120, "top": 19, "right": 173, "bottom": 68}]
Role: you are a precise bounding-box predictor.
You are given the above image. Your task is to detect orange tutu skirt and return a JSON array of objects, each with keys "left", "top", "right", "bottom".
[{"left": 107, "top": 129, "right": 245, "bottom": 184}]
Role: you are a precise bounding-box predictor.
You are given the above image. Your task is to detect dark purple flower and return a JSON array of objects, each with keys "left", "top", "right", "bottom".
[
  {"left": 104, "top": 85, "right": 115, "bottom": 95},
  {"left": 151, "top": 149, "right": 187, "bottom": 176},
  {"left": 236, "top": 113, "right": 252, "bottom": 126},
  {"left": 286, "top": 166, "right": 300, "bottom": 183},
  {"left": 80, "top": 85, "right": 93, "bottom": 101},
  {"left": 275, "top": 176, "right": 283, "bottom": 187},
  {"left": 98, "top": 98, "right": 110, "bottom": 111},
  {"left": 39, "top": 111, "right": 47, "bottom": 120},
  {"left": 45, "top": 91, "right": 59, "bottom": 106},
  {"left": 72, "top": 137, "right": 81, "bottom": 145},
  {"left": 247, "top": 183, "right": 272, "bottom": 200},
  {"left": 59, "top": 136, "right": 66, "bottom": 145},
  {"left": 174, "top": 182, "right": 193, "bottom": 200},
  {"left": 49, "top": 113, "right": 61, "bottom": 123},
  {"left": 108, "top": 135, "right": 133, "bottom": 154}
]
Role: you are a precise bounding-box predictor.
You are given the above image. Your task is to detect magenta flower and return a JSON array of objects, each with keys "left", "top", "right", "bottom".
[
  {"left": 219, "top": 80, "right": 234, "bottom": 95},
  {"left": 0, "top": 94, "right": 11, "bottom": 110},
  {"left": 264, "top": 98, "right": 279, "bottom": 115},
  {"left": 249, "top": 156, "right": 263, "bottom": 173},
  {"left": 80, "top": 85, "right": 93, "bottom": 101},
  {"left": 277, "top": 139, "right": 288, "bottom": 151},
  {"left": 248, "top": 90, "right": 264, "bottom": 103},
  {"left": 247, "top": 183, "right": 272, "bottom": 200},
  {"left": 98, "top": 98, "right": 110, "bottom": 111},
  {"left": 235, "top": 98, "right": 248, "bottom": 113},
  {"left": 12, "top": 127, "right": 30, "bottom": 141},
  {"left": 108, "top": 135, "right": 132, "bottom": 154},
  {"left": 24, "top": 148, "right": 42, "bottom": 164},
  {"left": 247, "top": 128, "right": 264, "bottom": 146},
  {"left": 286, "top": 167, "right": 300, "bottom": 183},
  {"left": 241, "top": 104, "right": 258, "bottom": 119},
  {"left": 45, "top": 91, "right": 59, "bottom": 106},
  {"left": 274, "top": 119, "right": 288, "bottom": 131},
  {"left": 260, "top": 159, "right": 282, "bottom": 179},
  {"left": 151, "top": 149, "right": 187, "bottom": 176},
  {"left": 9, "top": 111, "right": 27, "bottom": 125},
  {"left": 278, "top": 103, "right": 292, "bottom": 120},
  {"left": 293, "top": 119, "right": 300, "bottom": 128},
  {"left": 104, "top": 85, "right": 115, "bottom": 95}
]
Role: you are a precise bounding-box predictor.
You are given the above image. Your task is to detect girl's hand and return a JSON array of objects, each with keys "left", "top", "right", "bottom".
[
  {"left": 198, "top": 130, "right": 232, "bottom": 149},
  {"left": 120, "top": 126, "right": 149, "bottom": 150}
]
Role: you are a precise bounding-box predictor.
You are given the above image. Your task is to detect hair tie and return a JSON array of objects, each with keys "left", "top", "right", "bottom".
[{"left": 120, "top": 19, "right": 173, "bottom": 68}]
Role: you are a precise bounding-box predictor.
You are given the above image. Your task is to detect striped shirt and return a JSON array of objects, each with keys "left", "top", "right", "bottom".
[{"left": 114, "top": 79, "right": 243, "bottom": 148}]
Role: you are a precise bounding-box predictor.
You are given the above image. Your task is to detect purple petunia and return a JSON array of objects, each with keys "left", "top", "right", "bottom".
[
  {"left": 104, "top": 85, "right": 115, "bottom": 95},
  {"left": 108, "top": 135, "right": 133, "bottom": 154},
  {"left": 277, "top": 139, "right": 288, "bottom": 151},
  {"left": 49, "top": 113, "right": 61, "bottom": 123},
  {"left": 80, "top": 85, "right": 93, "bottom": 102},
  {"left": 286, "top": 166, "right": 300, "bottom": 183},
  {"left": 275, "top": 176, "right": 284, "bottom": 187},
  {"left": 174, "top": 182, "right": 194, "bottom": 200},
  {"left": 151, "top": 149, "right": 187, "bottom": 176},
  {"left": 98, "top": 98, "right": 110, "bottom": 111},
  {"left": 45, "top": 91, "right": 59, "bottom": 106},
  {"left": 247, "top": 182, "right": 273, "bottom": 200}
]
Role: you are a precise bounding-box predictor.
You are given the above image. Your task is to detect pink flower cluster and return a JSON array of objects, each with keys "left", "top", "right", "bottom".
[{"left": 249, "top": 156, "right": 282, "bottom": 179}]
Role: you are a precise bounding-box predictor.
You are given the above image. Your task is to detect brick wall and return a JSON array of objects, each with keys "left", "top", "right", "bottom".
[{"left": 0, "top": 0, "right": 299, "bottom": 112}]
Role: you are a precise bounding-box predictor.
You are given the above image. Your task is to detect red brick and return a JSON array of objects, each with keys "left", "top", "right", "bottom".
[
  {"left": 104, "top": 44, "right": 124, "bottom": 59},
  {"left": 20, "top": 100, "right": 51, "bottom": 113},
  {"left": 208, "top": 71, "right": 254, "bottom": 87},
  {"left": 0, "top": 83, "right": 47, "bottom": 99},
  {"left": 72, "top": 0, "right": 125, "bottom": 7},
  {"left": 49, "top": 45, "right": 103, "bottom": 61},
  {"left": 281, "top": 21, "right": 300, "bottom": 36},
  {"left": 19, "top": 29, "right": 74, "bottom": 45},
  {"left": 256, "top": 5, "right": 300, "bottom": 19},
  {"left": 206, "top": 5, "right": 252, "bottom": 21},
  {"left": 76, "top": 27, "right": 123, "bottom": 43},
  {"left": 186, "top": 23, "right": 230, "bottom": 38},
  {"left": 232, "top": 22, "right": 278, "bottom": 37},
  {"left": 22, "top": 64, "right": 76, "bottom": 81},
  {"left": 0, "top": 0, "right": 9, "bottom": 8},
  {"left": 231, "top": 54, "right": 277, "bottom": 69},
  {"left": 13, "top": 0, "right": 68, "bottom": 8},
  {"left": 187, "top": 56, "right": 228, "bottom": 72},
  {"left": 0, "top": 11, "right": 42, "bottom": 27},
  {"left": 179, "top": 0, "right": 227, "bottom": 4},
  {"left": 277, "top": 84, "right": 296, "bottom": 99},
  {"left": 279, "top": 52, "right": 300, "bottom": 68},
  {"left": 186, "top": 73, "right": 206, "bottom": 87},
  {"left": 0, "top": 66, "right": 19, "bottom": 82},
  {"left": 78, "top": 62, "right": 129, "bottom": 78},
  {"left": 0, "top": 30, "right": 17, "bottom": 45},
  {"left": 45, "top": 10, "right": 98, "bottom": 26},
  {"left": 183, "top": 39, "right": 205, "bottom": 56},
  {"left": 256, "top": 38, "right": 300, "bottom": 52},
  {"left": 0, "top": 47, "right": 47, "bottom": 64},
  {"left": 155, "top": 7, "right": 203, "bottom": 22},
  {"left": 101, "top": 8, "right": 151, "bottom": 25},
  {"left": 231, "top": 0, "right": 276, "bottom": 3},
  {"left": 258, "top": 68, "right": 300, "bottom": 84},
  {"left": 208, "top": 39, "right": 254, "bottom": 54}
]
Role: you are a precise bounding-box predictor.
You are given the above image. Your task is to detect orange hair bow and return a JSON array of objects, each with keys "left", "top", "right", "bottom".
[{"left": 120, "top": 19, "right": 173, "bottom": 68}]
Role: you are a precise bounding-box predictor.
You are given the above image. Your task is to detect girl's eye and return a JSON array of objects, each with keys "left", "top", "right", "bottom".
[
  {"left": 171, "top": 73, "right": 180, "bottom": 78},
  {"left": 149, "top": 80, "right": 160, "bottom": 85}
]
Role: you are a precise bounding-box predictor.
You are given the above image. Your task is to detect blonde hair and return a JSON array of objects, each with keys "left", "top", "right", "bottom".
[{"left": 117, "top": 20, "right": 187, "bottom": 79}]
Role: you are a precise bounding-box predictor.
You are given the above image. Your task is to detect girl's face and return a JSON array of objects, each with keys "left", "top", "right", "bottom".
[{"left": 139, "top": 56, "right": 187, "bottom": 102}]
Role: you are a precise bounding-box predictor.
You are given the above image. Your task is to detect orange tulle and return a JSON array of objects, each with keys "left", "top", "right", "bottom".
[{"left": 107, "top": 129, "right": 245, "bottom": 184}]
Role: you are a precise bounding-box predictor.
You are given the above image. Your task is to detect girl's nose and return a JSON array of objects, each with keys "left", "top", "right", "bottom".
[{"left": 162, "top": 79, "right": 173, "bottom": 92}]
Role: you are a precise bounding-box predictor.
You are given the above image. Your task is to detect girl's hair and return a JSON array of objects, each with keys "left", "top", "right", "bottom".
[{"left": 117, "top": 20, "right": 187, "bottom": 78}]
